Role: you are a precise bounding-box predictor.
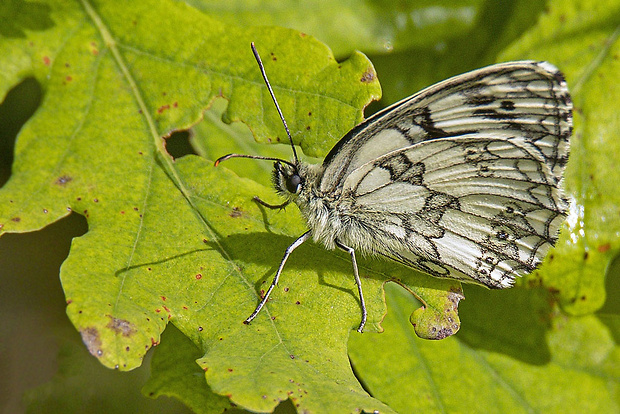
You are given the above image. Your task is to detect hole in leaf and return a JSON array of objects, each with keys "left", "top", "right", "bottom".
[
  {"left": 164, "top": 130, "right": 196, "bottom": 159},
  {"left": 0, "top": 77, "right": 42, "bottom": 187}
]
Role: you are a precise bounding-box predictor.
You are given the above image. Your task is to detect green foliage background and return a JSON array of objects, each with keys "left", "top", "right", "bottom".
[{"left": 1, "top": 0, "right": 619, "bottom": 413}]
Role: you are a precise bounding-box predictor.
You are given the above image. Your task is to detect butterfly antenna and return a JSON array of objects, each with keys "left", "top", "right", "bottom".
[{"left": 251, "top": 42, "right": 299, "bottom": 164}]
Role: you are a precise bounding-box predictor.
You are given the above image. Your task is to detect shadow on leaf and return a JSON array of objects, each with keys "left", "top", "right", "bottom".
[
  {"left": 0, "top": 0, "right": 54, "bottom": 38},
  {"left": 457, "top": 284, "right": 552, "bottom": 365}
]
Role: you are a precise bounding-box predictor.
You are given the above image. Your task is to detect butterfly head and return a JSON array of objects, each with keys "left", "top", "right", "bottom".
[{"left": 273, "top": 161, "right": 303, "bottom": 197}]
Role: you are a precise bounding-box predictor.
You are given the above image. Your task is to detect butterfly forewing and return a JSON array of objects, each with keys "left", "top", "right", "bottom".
[
  {"left": 320, "top": 61, "right": 571, "bottom": 194},
  {"left": 325, "top": 61, "right": 571, "bottom": 288}
]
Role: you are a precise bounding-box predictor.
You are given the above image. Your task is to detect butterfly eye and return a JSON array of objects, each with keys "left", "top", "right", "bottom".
[{"left": 286, "top": 174, "right": 302, "bottom": 193}]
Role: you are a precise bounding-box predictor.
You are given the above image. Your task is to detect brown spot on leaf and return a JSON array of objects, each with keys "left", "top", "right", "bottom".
[
  {"left": 598, "top": 243, "right": 611, "bottom": 253},
  {"left": 43, "top": 56, "right": 51, "bottom": 66},
  {"left": 230, "top": 207, "right": 242, "bottom": 218},
  {"left": 55, "top": 175, "right": 72, "bottom": 186},
  {"left": 157, "top": 104, "right": 170, "bottom": 113},
  {"left": 11, "top": 217, "right": 20, "bottom": 222},
  {"left": 80, "top": 327, "right": 102, "bottom": 357},
  {"left": 360, "top": 69, "right": 376, "bottom": 83},
  {"left": 433, "top": 327, "right": 454, "bottom": 340},
  {"left": 106, "top": 316, "right": 137, "bottom": 337}
]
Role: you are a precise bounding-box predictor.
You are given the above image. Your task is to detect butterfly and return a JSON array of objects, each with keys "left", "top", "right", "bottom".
[{"left": 215, "top": 43, "right": 572, "bottom": 333}]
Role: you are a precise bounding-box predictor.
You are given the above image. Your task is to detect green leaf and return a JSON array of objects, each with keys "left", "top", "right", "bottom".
[
  {"left": 190, "top": 97, "right": 320, "bottom": 186},
  {"left": 0, "top": 0, "right": 424, "bottom": 412},
  {"left": 498, "top": 0, "right": 620, "bottom": 316},
  {"left": 349, "top": 283, "right": 620, "bottom": 413},
  {"left": 183, "top": 0, "right": 489, "bottom": 56},
  {"left": 3, "top": 0, "right": 618, "bottom": 412}
]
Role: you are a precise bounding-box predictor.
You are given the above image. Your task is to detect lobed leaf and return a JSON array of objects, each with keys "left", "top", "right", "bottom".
[
  {"left": 349, "top": 283, "right": 620, "bottom": 413},
  {"left": 0, "top": 0, "right": 437, "bottom": 412},
  {"left": 2, "top": 0, "right": 618, "bottom": 412}
]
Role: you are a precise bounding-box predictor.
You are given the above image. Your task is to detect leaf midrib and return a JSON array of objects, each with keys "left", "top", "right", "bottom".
[{"left": 79, "top": 0, "right": 295, "bottom": 353}]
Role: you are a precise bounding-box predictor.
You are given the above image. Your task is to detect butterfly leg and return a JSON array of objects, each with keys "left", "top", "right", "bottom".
[
  {"left": 253, "top": 196, "right": 290, "bottom": 210},
  {"left": 244, "top": 230, "right": 312, "bottom": 325},
  {"left": 335, "top": 240, "right": 367, "bottom": 333}
]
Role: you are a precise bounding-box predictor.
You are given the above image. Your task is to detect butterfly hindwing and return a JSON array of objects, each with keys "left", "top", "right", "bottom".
[{"left": 336, "top": 135, "right": 567, "bottom": 287}]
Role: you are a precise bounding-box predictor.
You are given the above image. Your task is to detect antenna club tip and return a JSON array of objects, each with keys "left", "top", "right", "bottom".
[{"left": 214, "top": 154, "right": 232, "bottom": 166}]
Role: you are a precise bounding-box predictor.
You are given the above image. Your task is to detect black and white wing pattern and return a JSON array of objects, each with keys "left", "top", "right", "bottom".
[{"left": 324, "top": 61, "right": 571, "bottom": 288}]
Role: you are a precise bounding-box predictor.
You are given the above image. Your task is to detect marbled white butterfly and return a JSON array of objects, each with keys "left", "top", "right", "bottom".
[{"left": 216, "top": 43, "right": 571, "bottom": 333}]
